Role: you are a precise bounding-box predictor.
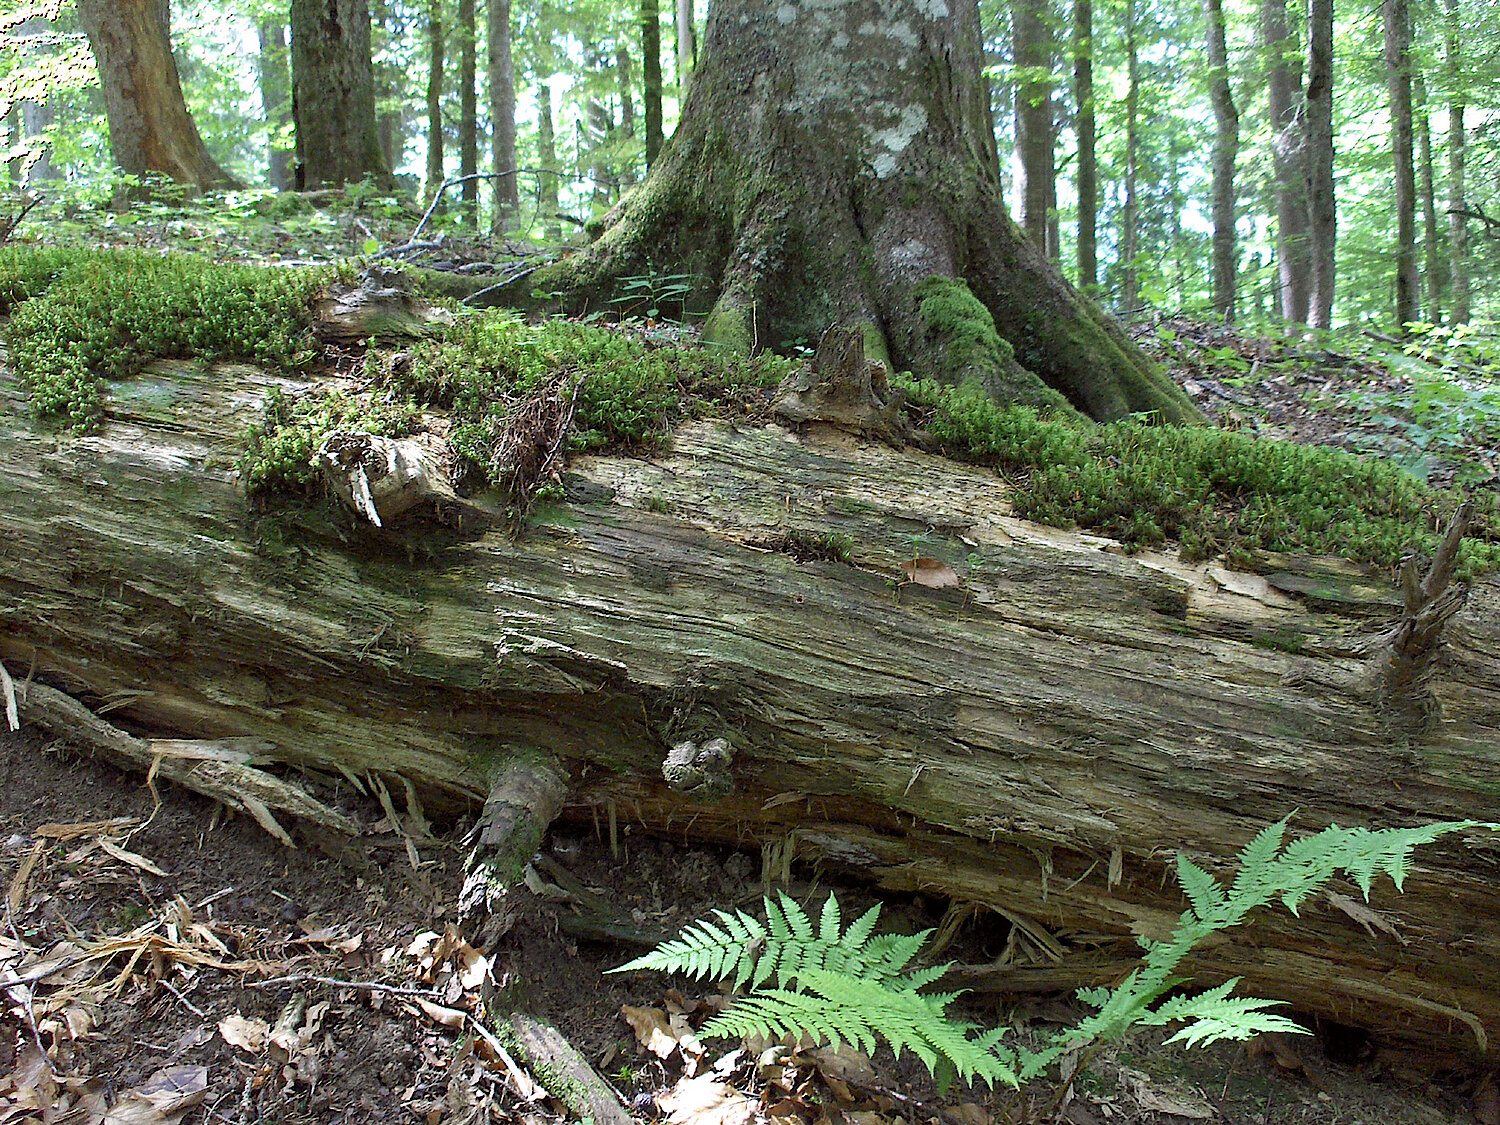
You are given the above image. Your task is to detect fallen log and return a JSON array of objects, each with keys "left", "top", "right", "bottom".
[{"left": 2, "top": 356, "right": 1500, "bottom": 1062}]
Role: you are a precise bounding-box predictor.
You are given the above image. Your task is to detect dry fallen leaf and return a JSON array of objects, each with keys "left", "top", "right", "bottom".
[
  {"left": 103, "top": 1065, "right": 208, "bottom": 1125},
  {"left": 417, "top": 998, "right": 467, "bottom": 1029},
  {"left": 218, "top": 1012, "right": 270, "bottom": 1053},
  {"left": 96, "top": 837, "right": 170, "bottom": 877},
  {"left": 656, "top": 1075, "right": 756, "bottom": 1125},
  {"left": 622, "top": 1004, "right": 680, "bottom": 1059},
  {"left": 901, "top": 558, "right": 961, "bottom": 589}
]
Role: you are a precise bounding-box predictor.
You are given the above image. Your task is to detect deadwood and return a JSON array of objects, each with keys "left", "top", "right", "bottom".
[{"left": 2, "top": 357, "right": 1499, "bottom": 1060}]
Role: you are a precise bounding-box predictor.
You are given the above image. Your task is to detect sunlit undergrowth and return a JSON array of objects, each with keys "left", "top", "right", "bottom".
[
  {"left": 897, "top": 375, "right": 1500, "bottom": 574},
  {"left": 1, "top": 248, "right": 328, "bottom": 430}
]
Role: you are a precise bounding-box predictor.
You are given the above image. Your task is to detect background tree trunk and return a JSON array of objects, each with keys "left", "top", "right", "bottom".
[
  {"left": 290, "top": 0, "right": 389, "bottom": 188},
  {"left": 458, "top": 0, "right": 478, "bottom": 224},
  {"left": 616, "top": 46, "right": 637, "bottom": 189},
  {"left": 1120, "top": 0, "right": 1141, "bottom": 313},
  {"left": 1261, "top": 0, "right": 1308, "bottom": 323},
  {"left": 1383, "top": 0, "right": 1417, "bottom": 329},
  {"left": 489, "top": 0, "right": 1194, "bottom": 424},
  {"left": 1205, "top": 0, "right": 1239, "bottom": 323},
  {"left": 642, "top": 0, "right": 665, "bottom": 166},
  {"left": 426, "top": 0, "right": 445, "bottom": 201},
  {"left": 3, "top": 356, "right": 1500, "bottom": 1063},
  {"left": 257, "top": 22, "right": 294, "bottom": 191},
  {"left": 538, "top": 80, "right": 560, "bottom": 237},
  {"left": 1414, "top": 73, "right": 1441, "bottom": 324},
  {"left": 675, "top": 0, "right": 696, "bottom": 95},
  {"left": 1444, "top": 0, "right": 1469, "bottom": 325},
  {"left": 1304, "top": 0, "right": 1335, "bottom": 328},
  {"left": 488, "top": 0, "right": 518, "bottom": 229},
  {"left": 1013, "top": 0, "right": 1057, "bottom": 258},
  {"left": 76, "top": 0, "right": 235, "bottom": 191},
  {"left": 1072, "top": 0, "right": 1097, "bottom": 291}
]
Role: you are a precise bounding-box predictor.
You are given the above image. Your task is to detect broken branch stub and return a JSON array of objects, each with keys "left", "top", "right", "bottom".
[{"left": 773, "top": 324, "right": 910, "bottom": 446}]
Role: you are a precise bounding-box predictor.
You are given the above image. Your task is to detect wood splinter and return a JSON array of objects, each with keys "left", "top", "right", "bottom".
[{"left": 1366, "top": 502, "right": 1474, "bottom": 736}]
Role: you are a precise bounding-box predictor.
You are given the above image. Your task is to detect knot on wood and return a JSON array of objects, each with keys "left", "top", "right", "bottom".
[
  {"left": 317, "top": 431, "right": 458, "bottom": 528},
  {"left": 662, "top": 736, "right": 735, "bottom": 798},
  {"left": 773, "top": 324, "right": 910, "bottom": 447}
]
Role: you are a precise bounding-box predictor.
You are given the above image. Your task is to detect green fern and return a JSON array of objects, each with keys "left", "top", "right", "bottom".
[{"left": 612, "top": 820, "right": 1497, "bottom": 1092}]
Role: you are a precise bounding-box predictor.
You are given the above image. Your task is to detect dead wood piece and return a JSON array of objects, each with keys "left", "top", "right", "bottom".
[
  {"left": 1365, "top": 504, "right": 1474, "bottom": 736},
  {"left": 488, "top": 372, "right": 583, "bottom": 508},
  {"left": 317, "top": 431, "right": 461, "bottom": 528},
  {"left": 311, "top": 265, "right": 453, "bottom": 343},
  {"left": 504, "top": 1013, "right": 633, "bottom": 1125},
  {"left": 459, "top": 757, "right": 571, "bottom": 931},
  {"left": 18, "top": 683, "right": 360, "bottom": 843},
  {"left": 773, "top": 324, "right": 910, "bottom": 446}
]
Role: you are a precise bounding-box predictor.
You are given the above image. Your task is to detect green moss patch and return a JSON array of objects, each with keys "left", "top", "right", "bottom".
[
  {"left": 898, "top": 375, "right": 1499, "bottom": 574},
  {"left": 914, "top": 276, "right": 1075, "bottom": 416},
  {"left": 241, "top": 387, "right": 418, "bottom": 497},
  {"left": 370, "top": 309, "right": 797, "bottom": 483},
  {"left": 3, "top": 249, "right": 327, "bottom": 430}
]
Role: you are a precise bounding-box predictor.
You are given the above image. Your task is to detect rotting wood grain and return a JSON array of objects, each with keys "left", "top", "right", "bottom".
[{"left": 2, "top": 359, "right": 1499, "bottom": 1058}]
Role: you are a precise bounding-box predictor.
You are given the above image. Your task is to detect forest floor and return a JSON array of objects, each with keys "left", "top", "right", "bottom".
[{"left": 3, "top": 195, "right": 1499, "bottom": 1124}]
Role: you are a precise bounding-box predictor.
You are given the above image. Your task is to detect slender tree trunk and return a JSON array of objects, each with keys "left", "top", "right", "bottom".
[
  {"left": 676, "top": 0, "right": 696, "bottom": 96},
  {"left": 1304, "top": 0, "right": 1335, "bottom": 328},
  {"left": 1261, "top": 0, "right": 1308, "bottom": 322},
  {"left": 1073, "top": 0, "right": 1097, "bottom": 290},
  {"left": 642, "top": 0, "right": 665, "bottom": 167},
  {"left": 488, "top": 0, "right": 518, "bottom": 230},
  {"left": 538, "top": 80, "right": 560, "bottom": 238},
  {"left": 289, "top": 0, "right": 389, "bottom": 189},
  {"left": 257, "top": 22, "right": 294, "bottom": 190},
  {"left": 20, "top": 99, "right": 58, "bottom": 182},
  {"left": 371, "top": 0, "right": 403, "bottom": 172},
  {"left": 587, "top": 91, "right": 613, "bottom": 206},
  {"left": 1121, "top": 0, "right": 1141, "bottom": 312},
  {"left": 75, "top": 0, "right": 236, "bottom": 191},
  {"left": 5, "top": 106, "right": 19, "bottom": 185},
  {"left": 426, "top": 1, "right": 445, "bottom": 201},
  {"left": 1383, "top": 0, "right": 1417, "bottom": 329},
  {"left": 1444, "top": 0, "right": 1469, "bottom": 324},
  {"left": 458, "top": 0, "right": 478, "bottom": 224},
  {"left": 617, "top": 47, "right": 638, "bottom": 189},
  {"left": 1413, "top": 74, "right": 1440, "bottom": 324},
  {"left": 1013, "top": 0, "right": 1057, "bottom": 258},
  {"left": 1205, "top": 0, "right": 1239, "bottom": 323}
]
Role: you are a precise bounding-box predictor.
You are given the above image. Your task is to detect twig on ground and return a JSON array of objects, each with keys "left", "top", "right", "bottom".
[
  {"left": 247, "top": 973, "right": 439, "bottom": 997},
  {"left": 160, "top": 978, "right": 207, "bottom": 1017},
  {"left": 3, "top": 898, "right": 54, "bottom": 1076}
]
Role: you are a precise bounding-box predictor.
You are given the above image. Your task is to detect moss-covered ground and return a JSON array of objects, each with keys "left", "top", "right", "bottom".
[{"left": 1, "top": 245, "right": 1494, "bottom": 573}]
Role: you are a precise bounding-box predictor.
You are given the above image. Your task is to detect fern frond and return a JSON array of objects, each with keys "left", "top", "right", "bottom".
[{"left": 1176, "top": 854, "right": 1228, "bottom": 920}]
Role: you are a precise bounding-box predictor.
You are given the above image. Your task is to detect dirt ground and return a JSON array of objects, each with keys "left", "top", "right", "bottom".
[{"left": 0, "top": 724, "right": 1488, "bottom": 1125}]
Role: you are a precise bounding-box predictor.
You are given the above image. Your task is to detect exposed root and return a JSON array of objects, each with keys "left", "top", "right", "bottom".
[{"left": 488, "top": 371, "right": 584, "bottom": 511}]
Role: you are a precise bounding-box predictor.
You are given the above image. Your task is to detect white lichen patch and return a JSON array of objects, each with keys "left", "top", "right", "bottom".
[
  {"left": 885, "top": 19, "right": 918, "bottom": 46},
  {"left": 776, "top": 3, "right": 798, "bottom": 23},
  {"left": 868, "top": 103, "right": 928, "bottom": 178},
  {"left": 914, "top": 0, "right": 949, "bottom": 19}
]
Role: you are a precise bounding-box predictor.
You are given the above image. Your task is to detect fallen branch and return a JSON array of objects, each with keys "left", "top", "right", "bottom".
[{"left": 503, "top": 1012, "right": 633, "bottom": 1125}]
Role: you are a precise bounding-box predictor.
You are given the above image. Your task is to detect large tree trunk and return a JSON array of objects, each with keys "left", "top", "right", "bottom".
[
  {"left": 1261, "top": 0, "right": 1308, "bottom": 323},
  {"left": 1304, "top": 0, "right": 1335, "bottom": 329},
  {"left": 76, "top": 0, "right": 236, "bottom": 191},
  {"left": 290, "top": 0, "right": 389, "bottom": 189},
  {"left": 257, "top": 22, "right": 294, "bottom": 191},
  {"left": 488, "top": 0, "right": 519, "bottom": 230},
  {"left": 1072, "top": 0, "right": 1097, "bottom": 291},
  {"left": 1205, "top": 0, "right": 1239, "bottom": 324},
  {"left": 1384, "top": 0, "right": 1418, "bottom": 330},
  {"left": 3, "top": 354, "right": 1500, "bottom": 1063},
  {"left": 485, "top": 0, "right": 1194, "bottom": 425}
]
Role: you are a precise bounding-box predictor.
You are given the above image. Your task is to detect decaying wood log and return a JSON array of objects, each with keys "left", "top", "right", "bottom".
[
  {"left": 3, "top": 356, "right": 1500, "bottom": 1060},
  {"left": 502, "top": 1013, "right": 634, "bottom": 1125}
]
